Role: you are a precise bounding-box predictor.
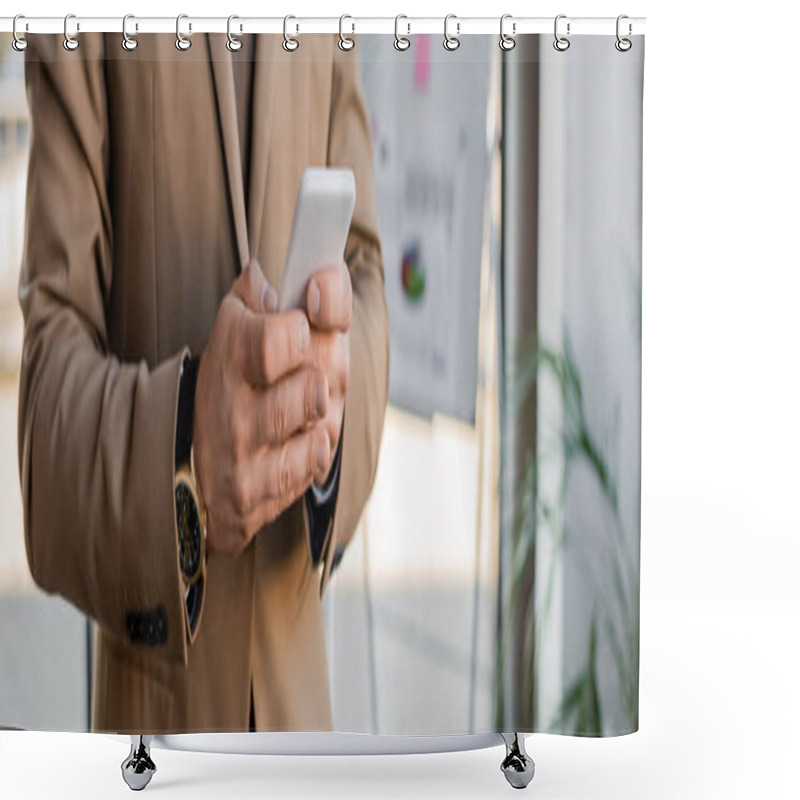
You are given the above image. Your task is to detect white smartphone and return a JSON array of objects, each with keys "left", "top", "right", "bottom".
[{"left": 278, "top": 168, "right": 356, "bottom": 312}]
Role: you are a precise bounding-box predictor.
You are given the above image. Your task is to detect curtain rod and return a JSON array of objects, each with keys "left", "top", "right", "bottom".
[{"left": 0, "top": 16, "right": 646, "bottom": 37}]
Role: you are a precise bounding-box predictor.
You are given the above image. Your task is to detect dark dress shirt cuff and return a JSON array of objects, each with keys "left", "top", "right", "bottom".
[
  {"left": 305, "top": 439, "right": 342, "bottom": 567},
  {"left": 177, "top": 353, "right": 203, "bottom": 633}
]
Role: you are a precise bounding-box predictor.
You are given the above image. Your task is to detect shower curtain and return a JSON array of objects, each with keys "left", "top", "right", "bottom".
[{"left": 0, "top": 25, "right": 644, "bottom": 739}]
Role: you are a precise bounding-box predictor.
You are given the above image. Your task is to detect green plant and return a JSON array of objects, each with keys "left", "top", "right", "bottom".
[{"left": 496, "top": 331, "right": 640, "bottom": 735}]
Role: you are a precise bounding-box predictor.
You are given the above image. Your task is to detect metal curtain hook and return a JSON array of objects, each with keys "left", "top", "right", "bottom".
[
  {"left": 553, "top": 14, "right": 570, "bottom": 52},
  {"left": 227, "top": 15, "right": 242, "bottom": 52},
  {"left": 499, "top": 14, "right": 516, "bottom": 51},
  {"left": 176, "top": 14, "right": 192, "bottom": 51},
  {"left": 443, "top": 14, "right": 460, "bottom": 51},
  {"left": 616, "top": 14, "right": 632, "bottom": 52},
  {"left": 64, "top": 13, "right": 79, "bottom": 51},
  {"left": 12, "top": 14, "right": 29, "bottom": 51},
  {"left": 339, "top": 14, "right": 355, "bottom": 51},
  {"left": 283, "top": 15, "right": 299, "bottom": 52},
  {"left": 394, "top": 15, "right": 410, "bottom": 51},
  {"left": 122, "top": 14, "right": 138, "bottom": 51}
]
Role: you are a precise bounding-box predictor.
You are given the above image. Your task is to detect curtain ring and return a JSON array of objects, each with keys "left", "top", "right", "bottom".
[
  {"left": 283, "top": 15, "right": 299, "bottom": 52},
  {"left": 499, "top": 14, "right": 515, "bottom": 51},
  {"left": 63, "top": 13, "right": 79, "bottom": 51},
  {"left": 394, "top": 15, "right": 410, "bottom": 51},
  {"left": 227, "top": 15, "right": 242, "bottom": 52},
  {"left": 615, "top": 14, "right": 632, "bottom": 52},
  {"left": 553, "top": 14, "right": 570, "bottom": 52},
  {"left": 176, "top": 14, "right": 192, "bottom": 51},
  {"left": 339, "top": 14, "right": 355, "bottom": 51},
  {"left": 12, "top": 15, "right": 29, "bottom": 52},
  {"left": 443, "top": 14, "right": 460, "bottom": 51},
  {"left": 122, "top": 14, "right": 138, "bottom": 51}
]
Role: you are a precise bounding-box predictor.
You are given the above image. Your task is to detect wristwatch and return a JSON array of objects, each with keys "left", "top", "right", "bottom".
[{"left": 174, "top": 354, "right": 207, "bottom": 589}]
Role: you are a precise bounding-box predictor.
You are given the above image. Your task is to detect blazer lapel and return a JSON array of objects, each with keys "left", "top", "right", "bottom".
[
  {"left": 207, "top": 34, "right": 250, "bottom": 272},
  {"left": 247, "top": 34, "right": 278, "bottom": 275}
]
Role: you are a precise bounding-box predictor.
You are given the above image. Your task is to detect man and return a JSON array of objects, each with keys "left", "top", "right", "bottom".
[{"left": 17, "top": 32, "right": 388, "bottom": 734}]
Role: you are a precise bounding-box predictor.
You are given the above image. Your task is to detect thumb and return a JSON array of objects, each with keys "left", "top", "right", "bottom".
[{"left": 232, "top": 259, "right": 278, "bottom": 313}]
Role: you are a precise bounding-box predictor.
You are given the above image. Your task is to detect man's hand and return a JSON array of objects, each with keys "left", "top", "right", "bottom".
[
  {"left": 193, "top": 260, "right": 332, "bottom": 558},
  {"left": 306, "top": 261, "right": 352, "bottom": 486}
]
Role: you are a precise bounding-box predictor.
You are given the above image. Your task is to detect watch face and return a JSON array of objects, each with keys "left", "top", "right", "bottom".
[{"left": 175, "top": 480, "right": 202, "bottom": 583}]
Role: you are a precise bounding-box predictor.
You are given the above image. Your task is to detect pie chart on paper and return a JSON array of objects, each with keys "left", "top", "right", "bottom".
[{"left": 401, "top": 242, "right": 425, "bottom": 302}]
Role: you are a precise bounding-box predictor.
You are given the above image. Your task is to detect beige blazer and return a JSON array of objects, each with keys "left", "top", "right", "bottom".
[{"left": 17, "top": 33, "right": 388, "bottom": 734}]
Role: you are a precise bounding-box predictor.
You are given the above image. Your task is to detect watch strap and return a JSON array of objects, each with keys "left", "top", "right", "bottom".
[
  {"left": 186, "top": 580, "right": 201, "bottom": 631},
  {"left": 175, "top": 354, "right": 200, "bottom": 469}
]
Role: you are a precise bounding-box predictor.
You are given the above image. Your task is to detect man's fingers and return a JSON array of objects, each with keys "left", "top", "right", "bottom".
[
  {"left": 252, "top": 367, "right": 329, "bottom": 446},
  {"left": 240, "top": 309, "right": 312, "bottom": 387},
  {"left": 244, "top": 426, "right": 331, "bottom": 523},
  {"left": 310, "top": 328, "right": 350, "bottom": 395},
  {"left": 232, "top": 259, "right": 278, "bottom": 313},
  {"left": 306, "top": 262, "right": 352, "bottom": 332}
]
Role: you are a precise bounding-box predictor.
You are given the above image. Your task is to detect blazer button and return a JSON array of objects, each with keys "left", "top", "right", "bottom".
[
  {"left": 146, "top": 614, "right": 156, "bottom": 644},
  {"left": 125, "top": 614, "right": 138, "bottom": 642},
  {"left": 125, "top": 605, "right": 168, "bottom": 645},
  {"left": 154, "top": 606, "right": 168, "bottom": 644}
]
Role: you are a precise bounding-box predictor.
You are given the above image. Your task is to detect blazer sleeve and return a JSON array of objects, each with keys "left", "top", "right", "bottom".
[
  {"left": 317, "top": 39, "right": 390, "bottom": 595},
  {"left": 17, "top": 34, "right": 196, "bottom": 667}
]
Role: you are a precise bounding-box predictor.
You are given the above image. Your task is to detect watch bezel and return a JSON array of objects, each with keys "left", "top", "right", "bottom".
[{"left": 174, "top": 465, "right": 207, "bottom": 587}]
